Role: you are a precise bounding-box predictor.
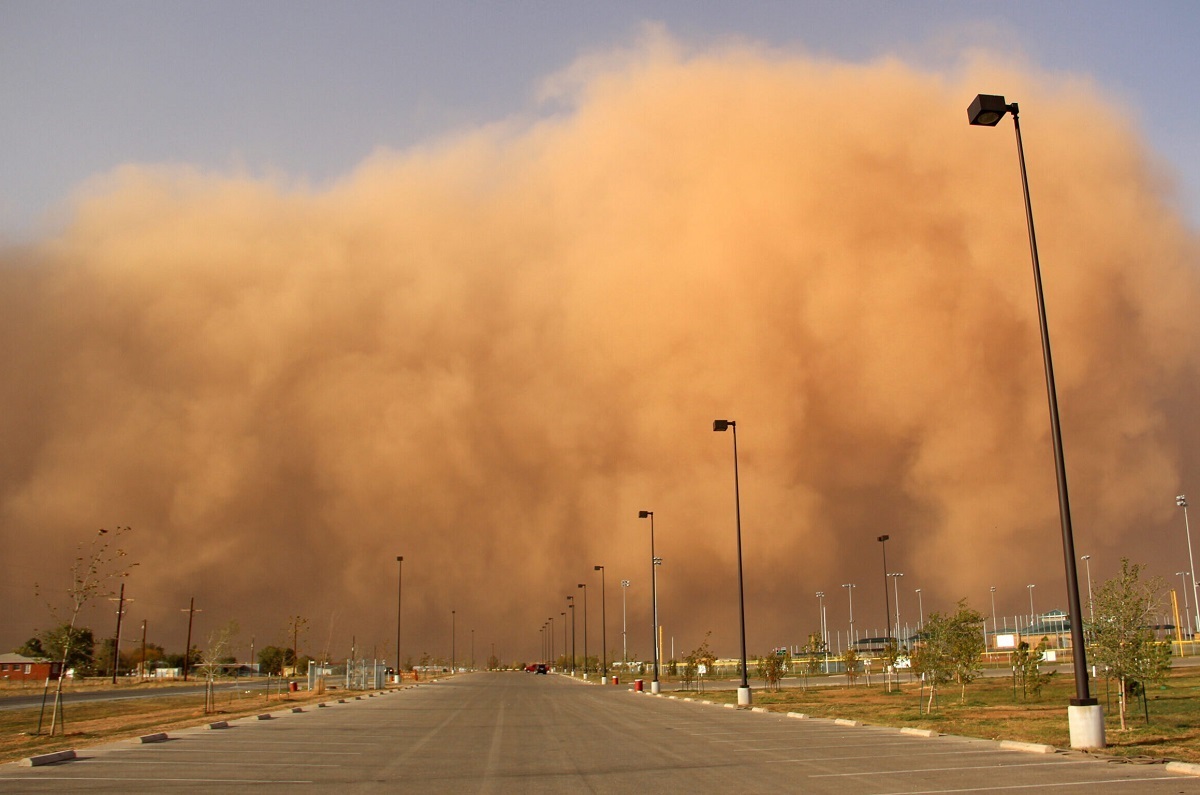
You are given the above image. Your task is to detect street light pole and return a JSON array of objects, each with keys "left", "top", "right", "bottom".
[
  {"left": 1178, "top": 572, "right": 1193, "bottom": 639},
  {"left": 621, "top": 580, "right": 630, "bottom": 670},
  {"left": 1179, "top": 496, "right": 1198, "bottom": 633},
  {"left": 968, "top": 92, "right": 1101, "bottom": 749},
  {"left": 451, "top": 609, "right": 456, "bottom": 674},
  {"left": 816, "top": 591, "right": 828, "bottom": 672},
  {"left": 888, "top": 573, "right": 904, "bottom": 639},
  {"left": 395, "top": 555, "right": 403, "bottom": 682},
  {"left": 713, "top": 419, "right": 751, "bottom": 707},
  {"left": 639, "top": 510, "right": 661, "bottom": 694},
  {"left": 567, "top": 596, "right": 576, "bottom": 675},
  {"left": 594, "top": 565, "right": 608, "bottom": 681},
  {"left": 842, "top": 583, "right": 856, "bottom": 649},
  {"left": 1027, "top": 584, "right": 1036, "bottom": 627},
  {"left": 577, "top": 583, "right": 588, "bottom": 677},
  {"left": 561, "top": 611, "right": 567, "bottom": 667},
  {"left": 916, "top": 588, "right": 925, "bottom": 631},
  {"left": 989, "top": 586, "right": 998, "bottom": 634},
  {"left": 878, "top": 535, "right": 892, "bottom": 641},
  {"left": 1080, "top": 555, "right": 1094, "bottom": 625}
]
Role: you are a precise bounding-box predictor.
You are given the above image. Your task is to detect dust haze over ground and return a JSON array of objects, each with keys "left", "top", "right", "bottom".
[{"left": 1, "top": 34, "right": 1197, "bottom": 666}]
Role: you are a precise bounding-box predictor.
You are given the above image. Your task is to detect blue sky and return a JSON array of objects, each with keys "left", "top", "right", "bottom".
[{"left": 3, "top": 1, "right": 1199, "bottom": 241}]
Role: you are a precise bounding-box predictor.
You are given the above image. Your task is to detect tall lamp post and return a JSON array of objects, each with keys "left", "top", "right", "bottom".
[
  {"left": 713, "top": 419, "right": 751, "bottom": 707},
  {"left": 878, "top": 535, "right": 892, "bottom": 641},
  {"left": 888, "top": 573, "right": 904, "bottom": 639},
  {"left": 1027, "top": 584, "right": 1036, "bottom": 627},
  {"left": 577, "top": 583, "right": 588, "bottom": 677},
  {"left": 916, "top": 588, "right": 925, "bottom": 631},
  {"left": 594, "top": 565, "right": 608, "bottom": 681},
  {"left": 1080, "top": 555, "right": 1095, "bottom": 625},
  {"left": 395, "top": 556, "right": 404, "bottom": 682},
  {"left": 969, "top": 91, "right": 1101, "bottom": 749},
  {"left": 989, "top": 586, "right": 998, "bottom": 635},
  {"left": 1179, "top": 496, "right": 1198, "bottom": 633},
  {"left": 451, "top": 609, "right": 456, "bottom": 673},
  {"left": 548, "top": 616, "right": 555, "bottom": 664},
  {"left": 567, "top": 596, "right": 576, "bottom": 675},
  {"left": 1177, "top": 572, "right": 1193, "bottom": 640},
  {"left": 638, "top": 510, "right": 662, "bottom": 694},
  {"left": 816, "top": 591, "right": 828, "bottom": 672},
  {"left": 621, "top": 580, "right": 630, "bottom": 670},
  {"left": 561, "top": 611, "right": 567, "bottom": 667},
  {"left": 842, "top": 583, "right": 856, "bottom": 650}
]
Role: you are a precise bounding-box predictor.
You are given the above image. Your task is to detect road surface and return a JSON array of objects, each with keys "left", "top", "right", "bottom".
[{"left": 0, "top": 672, "right": 1195, "bottom": 792}]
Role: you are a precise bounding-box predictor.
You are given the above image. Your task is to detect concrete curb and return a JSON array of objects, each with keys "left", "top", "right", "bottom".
[
  {"left": 999, "top": 740, "right": 1056, "bottom": 754},
  {"left": 256, "top": 713, "right": 272, "bottom": 720},
  {"left": 19, "top": 750, "right": 76, "bottom": 767},
  {"left": 786, "top": 712, "right": 808, "bottom": 719},
  {"left": 207, "top": 721, "right": 229, "bottom": 729},
  {"left": 1165, "top": 761, "right": 1200, "bottom": 777},
  {"left": 834, "top": 718, "right": 860, "bottom": 727},
  {"left": 900, "top": 727, "right": 936, "bottom": 737},
  {"left": 136, "top": 732, "right": 169, "bottom": 743}
]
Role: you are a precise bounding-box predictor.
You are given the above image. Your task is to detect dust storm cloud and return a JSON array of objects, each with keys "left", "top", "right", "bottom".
[{"left": 2, "top": 39, "right": 1197, "bottom": 663}]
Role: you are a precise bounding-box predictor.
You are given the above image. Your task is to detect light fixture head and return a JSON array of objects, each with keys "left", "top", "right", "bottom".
[
  {"left": 967, "top": 93, "right": 1009, "bottom": 126},
  {"left": 1179, "top": 495, "right": 1188, "bottom": 507},
  {"left": 594, "top": 565, "right": 603, "bottom": 571},
  {"left": 713, "top": 419, "right": 732, "bottom": 432},
  {"left": 638, "top": 510, "right": 651, "bottom": 518},
  {"left": 878, "top": 534, "right": 890, "bottom": 543}
]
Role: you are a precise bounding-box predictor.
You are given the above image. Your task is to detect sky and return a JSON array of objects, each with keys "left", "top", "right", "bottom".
[{"left": 1, "top": 2, "right": 1198, "bottom": 667}]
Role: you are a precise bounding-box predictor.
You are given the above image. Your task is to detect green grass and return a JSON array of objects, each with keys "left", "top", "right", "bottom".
[{"left": 675, "top": 668, "right": 1200, "bottom": 763}]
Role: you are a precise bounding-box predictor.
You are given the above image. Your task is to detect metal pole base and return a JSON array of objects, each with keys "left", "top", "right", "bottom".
[
  {"left": 737, "top": 686, "right": 752, "bottom": 706},
  {"left": 650, "top": 680, "right": 661, "bottom": 694},
  {"left": 1068, "top": 703, "right": 1105, "bottom": 749}
]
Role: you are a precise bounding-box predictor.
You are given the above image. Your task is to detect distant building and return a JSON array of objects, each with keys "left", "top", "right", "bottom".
[{"left": 0, "top": 653, "right": 63, "bottom": 682}]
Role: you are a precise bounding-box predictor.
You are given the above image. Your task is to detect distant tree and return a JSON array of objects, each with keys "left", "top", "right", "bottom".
[
  {"left": 803, "top": 633, "right": 826, "bottom": 688},
  {"left": 1089, "top": 559, "right": 1172, "bottom": 730},
  {"left": 17, "top": 637, "right": 46, "bottom": 657},
  {"left": 681, "top": 632, "right": 716, "bottom": 691},
  {"left": 1012, "top": 639, "right": 1049, "bottom": 700},
  {"left": 258, "top": 646, "right": 291, "bottom": 676},
  {"left": 27, "top": 625, "right": 95, "bottom": 673},
  {"left": 486, "top": 653, "right": 500, "bottom": 671},
  {"left": 841, "top": 647, "right": 860, "bottom": 686},
  {"left": 35, "top": 527, "right": 136, "bottom": 735},
  {"left": 756, "top": 649, "right": 789, "bottom": 692},
  {"left": 881, "top": 638, "right": 901, "bottom": 692}
]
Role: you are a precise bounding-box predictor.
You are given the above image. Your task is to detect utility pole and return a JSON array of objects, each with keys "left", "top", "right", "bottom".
[{"left": 181, "top": 597, "right": 200, "bottom": 682}]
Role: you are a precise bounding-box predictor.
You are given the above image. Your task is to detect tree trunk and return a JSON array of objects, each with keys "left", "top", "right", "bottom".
[{"left": 1118, "top": 676, "right": 1127, "bottom": 731}]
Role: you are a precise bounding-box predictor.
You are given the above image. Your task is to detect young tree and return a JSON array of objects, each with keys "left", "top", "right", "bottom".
[
  {"left": 803, "top": 633, "right": 826, "bottom": 689},
  {"left": 912, "top": 600, "right": 984, "bottom": 708},
  {"left": 1012, "top": 638, "right": 1050, "bottom": 700},
  {"left": 946, "top": 600, "right": 986, "bottom": 703},
  {"left": 1089, "top": 559, "right": 1172, "bottom": 730},
  {"left": 756, "top": 649, "right": 789, "bottom": 692},
  {"left": 682, "top": 632, "right": 716, "bottom": 692},
  {"left": 37, "top": 527, "right": 136, "bottom": 735},
  {"left": 841, "top": 647, "right": 860, "bottom": 686},
  {"left": 199, "top": 621, "right": 240, "bottom": 713}
]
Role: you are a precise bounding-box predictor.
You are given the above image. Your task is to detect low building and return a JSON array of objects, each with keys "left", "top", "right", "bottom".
[{"left": 0, "top": 653, "right": 63, "bottom": 682}]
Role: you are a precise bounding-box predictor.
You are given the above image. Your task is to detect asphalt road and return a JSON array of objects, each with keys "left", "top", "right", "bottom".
[{"left": 1, "top": 672, "right": 1196, "bottom": 793}]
